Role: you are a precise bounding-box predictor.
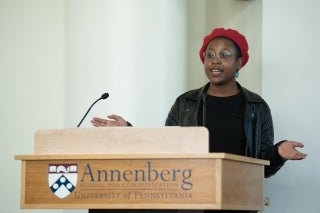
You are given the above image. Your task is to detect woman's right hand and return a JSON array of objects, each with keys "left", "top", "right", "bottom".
[{"left": 91, "top": 114, "right": 128, "bottom": 127}]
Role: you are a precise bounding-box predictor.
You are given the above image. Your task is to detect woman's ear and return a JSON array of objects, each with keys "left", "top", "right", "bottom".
[{"left": 237, "top": 57, "right": 243, "bottom": 70}]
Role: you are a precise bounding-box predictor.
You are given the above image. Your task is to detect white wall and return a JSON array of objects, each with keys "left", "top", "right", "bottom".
[
  {"left": 66, "top": 0, "right": 187, "bottom": 128},
  {"left": 262, "top": 0, "right": 320, "bottom": 212},
  {"left": 0, "top": 0, "right": 65, "bottom": 212}
]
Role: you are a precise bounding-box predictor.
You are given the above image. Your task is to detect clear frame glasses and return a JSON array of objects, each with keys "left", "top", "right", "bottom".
[{"left": 203, "top": 50, "right": 234, "bottom": 60}]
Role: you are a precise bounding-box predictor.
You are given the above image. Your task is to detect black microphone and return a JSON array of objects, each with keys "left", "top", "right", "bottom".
[{"left": 77, "top": 92, "right": 109, "bottom": 127}]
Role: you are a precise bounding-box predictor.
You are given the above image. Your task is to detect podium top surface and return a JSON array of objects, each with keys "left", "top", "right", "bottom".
[
  {"left": 34, "top": 127, "right": 209, "bottom": 154},
  {"left": 15, "top": 153, "right": 269, "bottom": 165}
]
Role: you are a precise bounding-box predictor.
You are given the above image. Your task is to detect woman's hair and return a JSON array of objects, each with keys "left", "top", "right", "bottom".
[{"left": 199, "top": 27, "right": 249, "bottom": 67}]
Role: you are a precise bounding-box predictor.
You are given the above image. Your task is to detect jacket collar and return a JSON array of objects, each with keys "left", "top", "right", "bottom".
[{"left": 184, "top": 82, "right": 264, "bottom": 103}]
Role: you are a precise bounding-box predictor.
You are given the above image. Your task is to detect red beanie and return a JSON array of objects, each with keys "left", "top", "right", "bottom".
[{"left": 199, "top": 28, "right": 249, "bottom": 68}]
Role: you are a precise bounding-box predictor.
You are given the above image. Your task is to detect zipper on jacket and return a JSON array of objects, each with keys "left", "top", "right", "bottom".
[{"left": 202, "top": 93, "right": 207, "bottom": 126}]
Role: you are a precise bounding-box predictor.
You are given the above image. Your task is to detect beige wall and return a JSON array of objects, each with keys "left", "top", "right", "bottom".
[{"left": 187, "top": 0, "right": 262, "bottom": 95}]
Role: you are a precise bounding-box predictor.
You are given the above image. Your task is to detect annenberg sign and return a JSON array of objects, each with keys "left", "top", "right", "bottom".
[
  {"left": 45, "top": 159, "right": 199, "bottom": 202},
  {"left": 80, "top": 161, "right": 193, "bottom": 190},
  {"left": 73, "top": 161, "right": 194, "bottom": 201}
]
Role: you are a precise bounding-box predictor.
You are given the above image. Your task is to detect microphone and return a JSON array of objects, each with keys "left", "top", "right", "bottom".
[{"left": 77, "top": 92, "right": 109, "bottom": 127}]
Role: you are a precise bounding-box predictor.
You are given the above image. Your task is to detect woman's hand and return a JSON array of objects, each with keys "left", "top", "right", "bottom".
[
  {"left": 91, "top": 114, "right": 128, "bottom": 127},
  {"left": 278, "top": 141, "right": 307, "bottom": 160}
]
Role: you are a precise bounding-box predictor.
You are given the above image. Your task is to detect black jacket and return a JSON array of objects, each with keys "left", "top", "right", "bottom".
[{"left": 165, "top": 82, "right": 286, "bottom": 178}]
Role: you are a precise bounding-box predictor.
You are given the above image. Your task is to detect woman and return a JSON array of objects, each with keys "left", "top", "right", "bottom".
[{"left": 91, "top": 27, "right": 307, "bottom": 213}]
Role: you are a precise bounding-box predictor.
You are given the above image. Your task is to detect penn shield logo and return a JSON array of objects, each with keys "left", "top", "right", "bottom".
[{"left": 48, "top": 164, "right": 78, "bottom": 199}]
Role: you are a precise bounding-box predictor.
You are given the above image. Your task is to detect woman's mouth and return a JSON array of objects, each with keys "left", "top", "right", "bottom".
[
  {"left": 210, "top": 69, "right": 223, "bottom": 76},
  {"left": 211, "top": 69, "right": 222, "bottom": 73}
]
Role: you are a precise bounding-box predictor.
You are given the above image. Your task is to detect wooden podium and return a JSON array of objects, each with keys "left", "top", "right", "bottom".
[{"left": 15, "top": 127, "right": 269, "bottom": 211}]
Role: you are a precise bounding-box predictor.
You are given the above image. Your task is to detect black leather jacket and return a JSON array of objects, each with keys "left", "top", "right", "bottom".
[{"left": 165, "top": 82, "right": 286, "bottom": 178}]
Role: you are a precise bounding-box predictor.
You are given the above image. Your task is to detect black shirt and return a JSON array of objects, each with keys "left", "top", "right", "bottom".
[{"left": 205, "top": 92, "right": 246, "bottom": 155}]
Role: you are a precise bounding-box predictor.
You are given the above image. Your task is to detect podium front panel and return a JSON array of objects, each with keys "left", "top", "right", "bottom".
[{"left": 16, "top": 154, "right": 267, "bottom": 210}]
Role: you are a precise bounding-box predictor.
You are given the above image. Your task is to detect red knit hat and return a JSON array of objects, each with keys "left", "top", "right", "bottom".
[{"left": 199, "top": 28, "right": 249, "bottom": 68}]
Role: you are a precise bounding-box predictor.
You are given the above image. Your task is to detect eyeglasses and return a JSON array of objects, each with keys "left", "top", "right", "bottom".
[{"left": 203, "top": 50, "right": 234, "bottom": 60}]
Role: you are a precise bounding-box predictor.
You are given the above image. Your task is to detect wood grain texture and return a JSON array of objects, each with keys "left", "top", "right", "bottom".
[
  {"left": 16, "top": 154, "right": 268, "bottom": 210},
  {"left": 34, "top": 127, "right": 209, "bottom": 154}
]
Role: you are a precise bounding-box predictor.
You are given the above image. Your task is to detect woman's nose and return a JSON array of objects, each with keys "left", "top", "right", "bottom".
[{"left": 211, "top": 57, "right": 221, "bottom": 64}]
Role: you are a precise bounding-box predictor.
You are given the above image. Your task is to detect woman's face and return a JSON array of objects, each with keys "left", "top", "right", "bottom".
[{"left": 203, "top": 37, "right": 242, "bottom": 86}]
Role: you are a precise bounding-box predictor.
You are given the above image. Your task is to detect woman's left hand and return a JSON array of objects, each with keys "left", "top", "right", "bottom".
[{"left": 278, "top": 141, "right": 307, "bottom": 160}]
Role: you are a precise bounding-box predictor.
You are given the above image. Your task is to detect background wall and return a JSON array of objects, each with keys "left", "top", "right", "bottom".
[
  {"left": 0, "top": 0, "right": 318, "bottom": 213},
  {"left": 65, "top": 0, "right": 187, "bottom": 128},
  {"left": 0, "top": 0, "right": 65, "bottom": 213},
  {"left": 262, "top": 0, "right": 320, "bottom": 212}
]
